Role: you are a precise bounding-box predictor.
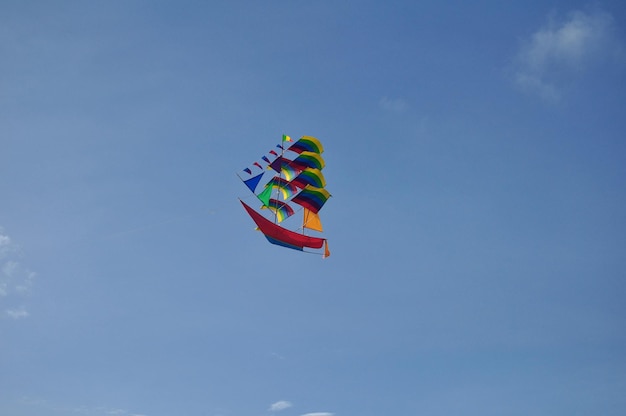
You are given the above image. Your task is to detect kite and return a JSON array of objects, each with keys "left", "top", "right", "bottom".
[{"left": 238, "top": 135, "right": 331, "bottom": 257}]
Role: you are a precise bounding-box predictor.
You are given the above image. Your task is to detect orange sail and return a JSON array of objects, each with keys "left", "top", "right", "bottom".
[{"left": 303, "top": 208, "right": 323, "bottom": 232}]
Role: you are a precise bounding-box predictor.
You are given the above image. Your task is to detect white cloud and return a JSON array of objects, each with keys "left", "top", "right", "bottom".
[
  {"left": 269, "top": 401, "right": 293, "bottom": 411},
  {"left": 16, "top": 270, "right": 35, "bottom": 293},
  {"left": 379, "top": 96, "right": 408, "bottom": 112},
  {"left": 513, "top": 9, "right": 619, "bottom": 100},
  {"left": 301, "top": 413, "right": 333, "bottom": 416},
  {"left": 7, "top": 307, "right": 29, "bottom": 319},
  {"left": 0, "top": 227, "right": 35, "bottom": 318},
  {"left": 0, "top": 232, "right": 13, "bottom": 258},
  {"left": 1, "top": 260, "right": 34, "bottom": 294},
  {"left": 3, "top": 260, "right": 19, "bottom": 278},
  {"left": 514, "top": 72, "right": 560, "bottom": 101}
]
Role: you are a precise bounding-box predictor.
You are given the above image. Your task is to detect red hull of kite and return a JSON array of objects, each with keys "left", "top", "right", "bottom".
[{"left": 240, "top": 200, "right": 325, "bottom": 249}]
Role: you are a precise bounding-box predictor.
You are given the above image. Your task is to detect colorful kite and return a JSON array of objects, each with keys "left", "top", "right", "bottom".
[{"left": 238, "top": 135, "right": 331, "bottom": 257}]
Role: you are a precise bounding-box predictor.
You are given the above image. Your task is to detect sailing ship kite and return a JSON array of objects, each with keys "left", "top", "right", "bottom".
[{"left": 238, "top": 135, "right": 331, "bottom": 257}]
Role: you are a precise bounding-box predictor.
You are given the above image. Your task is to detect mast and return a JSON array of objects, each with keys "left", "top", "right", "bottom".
[{"left": 274, "top": 135, "right": 287, "bottom": 224}]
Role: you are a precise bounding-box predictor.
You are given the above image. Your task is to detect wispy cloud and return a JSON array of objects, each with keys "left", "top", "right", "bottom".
[
  {"left": 0, "top": 227, "right": 35, "bottom": 319},
  {"left": 379, "top": 96, "right": 408, "bottom": 112},
  {"left": 513, "top": 8, "right": 620, "bottom": 101},
  {"left": 0, "top": 234, "right": 11, "bottom": 253},
  {"left": 6, "top": 307, "right": 29, "bottom": 319},
  {"left": 301, "top": 413, "right": 333, "bottom": 416},
  {"left": 269, "top": 401, "right": 292, "bottom": 411}
]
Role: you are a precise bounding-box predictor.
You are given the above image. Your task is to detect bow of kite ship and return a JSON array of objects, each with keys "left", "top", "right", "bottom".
[{"left": 238, "top": 135, "right": 331, "bottom": 257}]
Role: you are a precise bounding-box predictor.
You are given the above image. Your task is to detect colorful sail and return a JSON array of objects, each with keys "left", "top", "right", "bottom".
[
  {"left": 290, "top": 185, "right": 331, "bottom": 214},
  {"left": 291, "top": 151, "right": 325, "bottom": 171},
  {"left": 279, "top": 163, "right": 299, "bottom": 181},
  {"left": 261, "top": 198, "right": 295, "bottom": 223},
  {"left": 258, "top": 177, "right": 298, "bottom": 202},
  {"left": 288, "top": 136, "right": 324, "bottom": 154},
  {"left": 269, "top": 152, "right": 325, "bottom": 174},
  {"left": 291, "top": 168, "right": 326, "bottom": 189},
  {"left": 238, "top": 134, "right": 331, "bottom": 257}
]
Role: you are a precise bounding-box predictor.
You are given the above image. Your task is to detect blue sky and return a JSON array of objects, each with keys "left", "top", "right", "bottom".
[{"left": 1, "top": 1, "right": 625, "bottom": 415}]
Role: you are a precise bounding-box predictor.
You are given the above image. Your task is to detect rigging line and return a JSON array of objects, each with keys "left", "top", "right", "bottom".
[{"left": 302, "top": 246, "right": 327, "bottom": 256}]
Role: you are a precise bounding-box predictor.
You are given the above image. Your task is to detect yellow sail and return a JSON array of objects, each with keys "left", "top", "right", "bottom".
[{"left": 303, "top": 208, "right": 323, "bottom": 232}]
